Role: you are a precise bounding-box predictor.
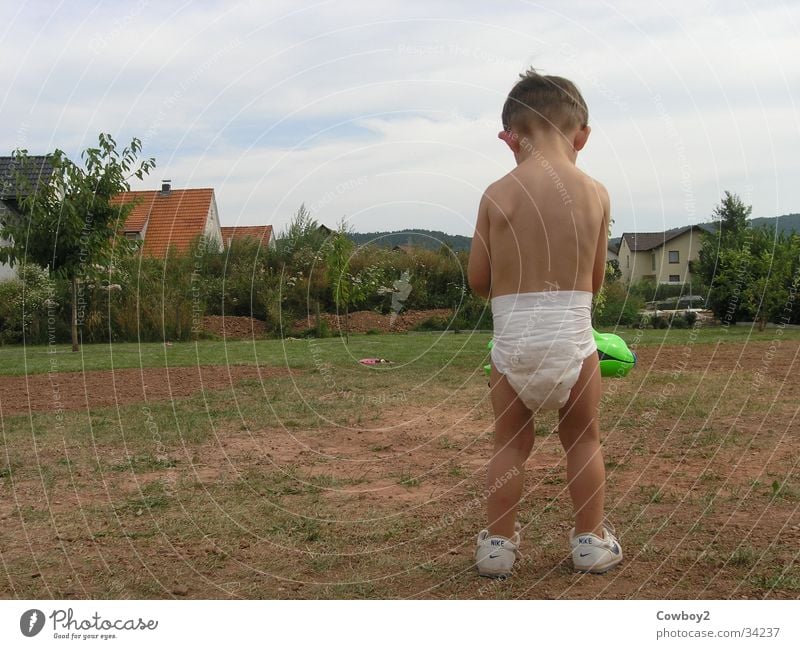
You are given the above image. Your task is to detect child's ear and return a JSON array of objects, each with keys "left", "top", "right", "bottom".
[
  {"left": 498, "top": 130, "right": 521, "bottom": 155},
  {"left": 573, "top": 125, "right": 591, "bottom": 152}
]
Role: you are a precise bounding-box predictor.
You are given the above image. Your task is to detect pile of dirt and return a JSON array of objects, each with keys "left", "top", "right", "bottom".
[
  {"left": 202, "top": 315, "right": 268, "bottom": 339},
  {"left": 294, "top": 309, "right": 453, "bottom": 334}
]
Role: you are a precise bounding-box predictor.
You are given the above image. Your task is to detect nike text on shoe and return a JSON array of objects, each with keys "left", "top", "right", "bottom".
[
  {"left": 569, "top": 523, "right": 623, "bottom": 574},
  {"left": 474, "top": 524, "right": 521, "bottom": 579}
]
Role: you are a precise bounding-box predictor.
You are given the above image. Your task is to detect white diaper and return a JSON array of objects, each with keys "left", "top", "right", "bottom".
[{"left": 490, "top": 291, "right": 596, "bottom": 412}]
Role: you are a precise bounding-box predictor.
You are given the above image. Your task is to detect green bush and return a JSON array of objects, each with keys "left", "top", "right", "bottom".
[
  {"left": 594, "top": 281, "right": 644, "bottom": 326},
  {"left": 0, "top": 264, "right": 56, "bottom": 344},
  {"left": 412, "top": 316, "right": 450, "bottom": 331},
  {"left": 451, "top": 292, "right": 492, "bottom": 330},
  {"left": 652, "top": 316, "right": 669, "bottom": 329},
  {"left": 670, "top": 314, "right": 688, "bottom": 329}
]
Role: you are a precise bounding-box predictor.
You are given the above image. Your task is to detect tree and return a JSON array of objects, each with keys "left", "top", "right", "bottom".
[
  {"left": 743, "top": 227, "right": 794, "bottom": 330},
  {"left": 695, "top": 192, "right": 800, "bottom": 328},
  {"left": 695, "top": 192, "right": 756, "bottom": 324},
  {"left": 326, "top": 226, "right": 355, "bottom": 340},
  {"left": 713, "top": 190, "right": 751, "bottom": 243},
  {"left": 0, "top": 134, "right": 155, "bottom": 350}
]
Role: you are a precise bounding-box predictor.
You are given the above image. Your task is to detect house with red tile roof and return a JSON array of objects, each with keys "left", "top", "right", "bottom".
[
  {"left": 220, "top": 225, "right": 273, "bottom": 249},
  {"left": 111, "top": 181, "right": 223, "bottom": 257}
]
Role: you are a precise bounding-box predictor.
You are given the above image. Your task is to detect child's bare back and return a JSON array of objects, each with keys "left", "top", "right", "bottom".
[{"left": 484, "top": 159, "right": 608, "bottom": 297}]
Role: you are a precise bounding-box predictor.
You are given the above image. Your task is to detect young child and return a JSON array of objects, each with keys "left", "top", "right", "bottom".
[{"left": 468, "top": 68, "right": 622, "bottom": 578}]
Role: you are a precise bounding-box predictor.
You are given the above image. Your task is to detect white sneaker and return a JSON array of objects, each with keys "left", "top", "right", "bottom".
[
  {"left": 570, "top": 522, "right": 623, "bottom": 574},
  {"left": 474, "top": 522, "right": 522, "bottom": 578}
]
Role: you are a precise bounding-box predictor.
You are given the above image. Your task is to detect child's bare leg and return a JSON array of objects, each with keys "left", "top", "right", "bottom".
[
  {"left": 558, "top": 352, "right": 604, "bottom": 536},
  {"left": 486, "top": 363, "right": 534, "bottom": 539}
]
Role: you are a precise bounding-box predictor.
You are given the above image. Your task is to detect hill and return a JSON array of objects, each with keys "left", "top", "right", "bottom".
[
  {"left": 348, "top": 229, "right": 472, "bottom": 252},
  {"left": 748, "top": 213, "right": 800, "bottom": 234},
  {"left": 347, "top": 215, "right": 799, "bottom": 254}
]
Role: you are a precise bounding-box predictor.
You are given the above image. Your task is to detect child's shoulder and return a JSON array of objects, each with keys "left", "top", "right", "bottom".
[{"left": 482, "top": 168, "right": 608, "bottom": 208}]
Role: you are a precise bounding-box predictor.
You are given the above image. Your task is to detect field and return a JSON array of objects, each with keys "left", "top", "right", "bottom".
[{"left": 1, "top": 325, "right": 798, "bottom": 599}]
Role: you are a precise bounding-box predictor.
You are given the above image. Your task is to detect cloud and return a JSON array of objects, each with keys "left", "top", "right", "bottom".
[{"left": 1, "top": 0, "right": 798, "bottom": 237}]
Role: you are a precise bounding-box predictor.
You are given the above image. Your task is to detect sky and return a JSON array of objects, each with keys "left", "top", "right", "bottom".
[{"left": 1, "top": 0, "right": 798, "bottom": 238}]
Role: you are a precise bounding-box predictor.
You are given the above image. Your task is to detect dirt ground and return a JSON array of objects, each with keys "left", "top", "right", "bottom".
[
  {"left": 0, "top": 365, "right": 287, "bottom": 416},
  {"left": 202, "top": 315, "right": 268, "bottom": 339},
  {"left": 1, "top": 340, "right": 798, "bottom": 599}
]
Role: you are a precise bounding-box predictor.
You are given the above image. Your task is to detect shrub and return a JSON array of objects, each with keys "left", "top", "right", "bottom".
[
  {"left": 684, "top": 310, "right": 698, "bottom": 326},
  {"left": 670, "top": 315, "right": 688, "bottom": 329},
  {"left": 652, "top": 316, "right": 669, "bottom": 329},
  {"left": 451, "top": 292, "right": 492, "bottom": 330},
  {"left": 594, "top": 281, "right": 644, "bottom": 326},
  {"left": 0, "top": 264, "right": 56, "bottom": 344},
  {"left": 412, "top": 316, "right": 450, "bottom": 331}
]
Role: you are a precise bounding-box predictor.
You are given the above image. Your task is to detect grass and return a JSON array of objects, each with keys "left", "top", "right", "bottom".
[
  {"left": 109, "top": 455, "right": 179, "bottom": 472},
  {"left": 2, "top": 325, "right": 799, "bottom": 377},
  {"left": 0, "top": 328, "right": 797, "bottom": 599},
  {"left": 751, "top": 571, "right": 800, "bottom": 592}
]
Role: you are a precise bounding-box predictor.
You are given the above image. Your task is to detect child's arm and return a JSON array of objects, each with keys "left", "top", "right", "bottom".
[
  {"left": 468, "top": 193, "right": 491, "bottom": 298},
  {"left": 592, "top": 184, "right": 611, "bottom": 295}
]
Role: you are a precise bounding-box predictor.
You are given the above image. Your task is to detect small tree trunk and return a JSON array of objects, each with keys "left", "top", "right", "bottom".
[
  {"left": 345, "top": 303, "right": 349, "bottom": 342},
  {"left": 71, "top": 276, "right": 80, "bottom": 352}
]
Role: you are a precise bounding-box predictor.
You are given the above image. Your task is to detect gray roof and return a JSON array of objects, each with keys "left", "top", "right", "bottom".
[
  {"left": 621, "top": 224, "right": 713, "bottom": 252},
  {"left": 0, "top": 155, "right": 55, "bottom": 200}
]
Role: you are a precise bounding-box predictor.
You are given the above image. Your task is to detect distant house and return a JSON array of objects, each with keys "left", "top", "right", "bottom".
[
  {"left": 618, "top": 224, "right": 712, "bottom": 285},
  {"left": 220, "top": 225, "right": 273, "bottom": 249},
  {"left": 607, "top": 238, "right": 621, "bottom": 262},
  {"left": 111, "top": 181, "right": 223, "bottom": 257},
  {"left": 0, "top": 155, "right": 55, "bottom": 279}
]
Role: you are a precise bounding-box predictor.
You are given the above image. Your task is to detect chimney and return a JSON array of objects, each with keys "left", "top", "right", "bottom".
[{"left": 160, "top": 179, "right": 172, "bottom": 195}]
